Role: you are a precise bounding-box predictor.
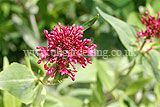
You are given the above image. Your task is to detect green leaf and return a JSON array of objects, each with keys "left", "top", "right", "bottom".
[
  {"left": 141, "top": 55, "right": 153, "bottom": 74},
  {"left": 0, "top": 91, "right": 3, "bottom": 107},
  {"left": 3, "top": 91, "right": 21, "bottom": 107},
  {"left": 1, "top": 3, "right": 10, "bottom": 17},
  {"left": 151, "top": 0, "right": 160, "bottom": 13},
  {"left": 3, "top": 56, "right": 9, "bottom": 70},
  {"left": 96, "top": 7, "right": 137, "bottom": 51},
  {"left": 154, "top": 83, "right": 160, "bottom": 101},
  {"left": 12, "top": 14, "right": 39, "bottom": 49},
  {"left": 0, "top": 63, "right": 46, "bottom": 104},
  {"left": 127, "top": 12, "right": 144, "bottom": 29},
  {"left": 82, "top": 14, "right": 99, "bottom": 32},
  {"left": 96, "top": 60, "right": 115, "bottom": 90},
  {"left": 125, "top": 77, "right": 152, "bottom": 95},
  {"left": 57, "top": 60, "right": 98, "bottom": 92},
  {"left": 2, "top": 57, "right": 22, "bottom": 107},
  {"left": 32, "top": 84, "right": 46, "bottom": 106},
  {"left": 30, "top": 53, "right": 45, "bottom": 76},
  {"left": 147, "top": 50, "right": 160, "bottom": 82},
  {"left": 89, "top": 75, "right": 105, "bottom": 107},
  {"left": 66, "top": 88, "right": 91, "bottom": 98},
  {"left": 44, "top": 94, "right": 83, "bottom": 107}
]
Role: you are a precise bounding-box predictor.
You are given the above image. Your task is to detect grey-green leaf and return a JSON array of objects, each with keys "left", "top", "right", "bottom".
[
  {"left": 0, "top": 63, "right": 45, "bottom": 104},
  {"left": 96, "top": 7, "right": 137, "bottom": 51}
]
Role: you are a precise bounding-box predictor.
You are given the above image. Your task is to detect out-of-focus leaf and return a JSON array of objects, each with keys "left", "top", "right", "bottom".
[
  {"left": 81, "top": 0, "right": 94, "bottom": 13},
  {"left": 96, "top": 7, "right": 138, "bottom": 51},
  {"left": 57, "top": 61, "right": 97, "bottom": 91},
  {"left": 103, "top": 0, "right": 130, "bottom": 7},
  {"left": 151, "top": 0, "right": 160, "bottom": 13},
  {"left": 125, "top": 77, "right": 152, "bottom": 95},
  {"left": 96, "top": 59, "right": 115, "bottom": 90},
  {"left": 147, "top": 50, "right": 160, "bottom": 82},
  {"left": 66, "top": 88, "right": 91, "bottom": 98},
  {"left": 89, "top": 75, "right": 105, "bottom": 107},
  {"left": 82, "top": 14, "right": 99, "bottom": 32},
  {"left": 37, "top": 0, "right": 47, "bottom": 16},
  {"left": 1, "top": 3, "right": 10, "bottom": 17},
  {"left": 3, "top": 91, "right": 21, "bottom": 107},
  {"left": 119, "top": 96, "right": 137, "bottom": 107},
  {"left": 25, "top": 0, "right": 39, "bottom": 8},
  {"left": 0, "top": 63, "right": 46, "bottom": 105},
  {"left": 11, "top": 5, "right": 23, "bottom": 13},
  {"left": 44, "top": 94, "right": 83, "bottom": 107},
  {"left": 127, "top": 12, "right": 144, "bottom": 29},
  {"left": 12, "top": 14, "right": 39, "bottom": 49},
  {"left": 3, "top": 56, "right": 9, "bottom": 70},
  {"left": 154, "top": 83, "right": 160, "bottom": 105},
  {"left": 1, "top": 37, "right": 8, "bottom": 56}
]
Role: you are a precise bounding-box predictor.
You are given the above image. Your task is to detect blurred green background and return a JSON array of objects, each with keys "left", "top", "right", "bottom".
[{"left": 0, "top": 0, "right": 160, "bottom": 107}]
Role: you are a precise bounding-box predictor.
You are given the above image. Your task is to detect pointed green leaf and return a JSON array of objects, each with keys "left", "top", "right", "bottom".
[
  {"left": 96, "top": 7, "right": 137, "bottom": 51},
  {"left": 82, "top": 14, "right": 99, "bottom": 32}
]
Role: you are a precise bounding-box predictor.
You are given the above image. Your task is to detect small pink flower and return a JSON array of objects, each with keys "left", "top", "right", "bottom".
[
  {"left": 137, "top": 11, "right": 160, "bottom": 44},
  {"left": 37, "top": 22, "right": 97, "bottom": 81}
]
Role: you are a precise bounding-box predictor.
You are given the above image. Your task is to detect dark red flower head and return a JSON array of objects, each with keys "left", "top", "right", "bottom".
[{"left": 37, "top": 22, "right": 97, "bottom": 81}]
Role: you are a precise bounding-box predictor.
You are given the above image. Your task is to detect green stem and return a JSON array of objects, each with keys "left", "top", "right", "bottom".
[
  {"left": 42, "top": 75, "right": 50, "bottom": 84},
  {"left": 105, "top": 59, "right": 136, "bottom": 101},
  {"left": 139, "top": 40, "right": 146, "bottom": 51}
]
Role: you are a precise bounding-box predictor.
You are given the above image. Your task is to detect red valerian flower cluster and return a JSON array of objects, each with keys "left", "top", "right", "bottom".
[
  {"left": 137, "top": 11, "right": 160, "bottom": 43},
  {"left": 37, "top": 22, "right": 97, "bottom": 81}
]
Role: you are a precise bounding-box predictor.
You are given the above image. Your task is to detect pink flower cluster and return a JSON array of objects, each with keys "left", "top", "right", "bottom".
[
  {"left": 37, "top": 22, "right": 97, "bottom": 81},
  {"left": 137, "top": 11, "right": 160, "bottom": 42}
]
